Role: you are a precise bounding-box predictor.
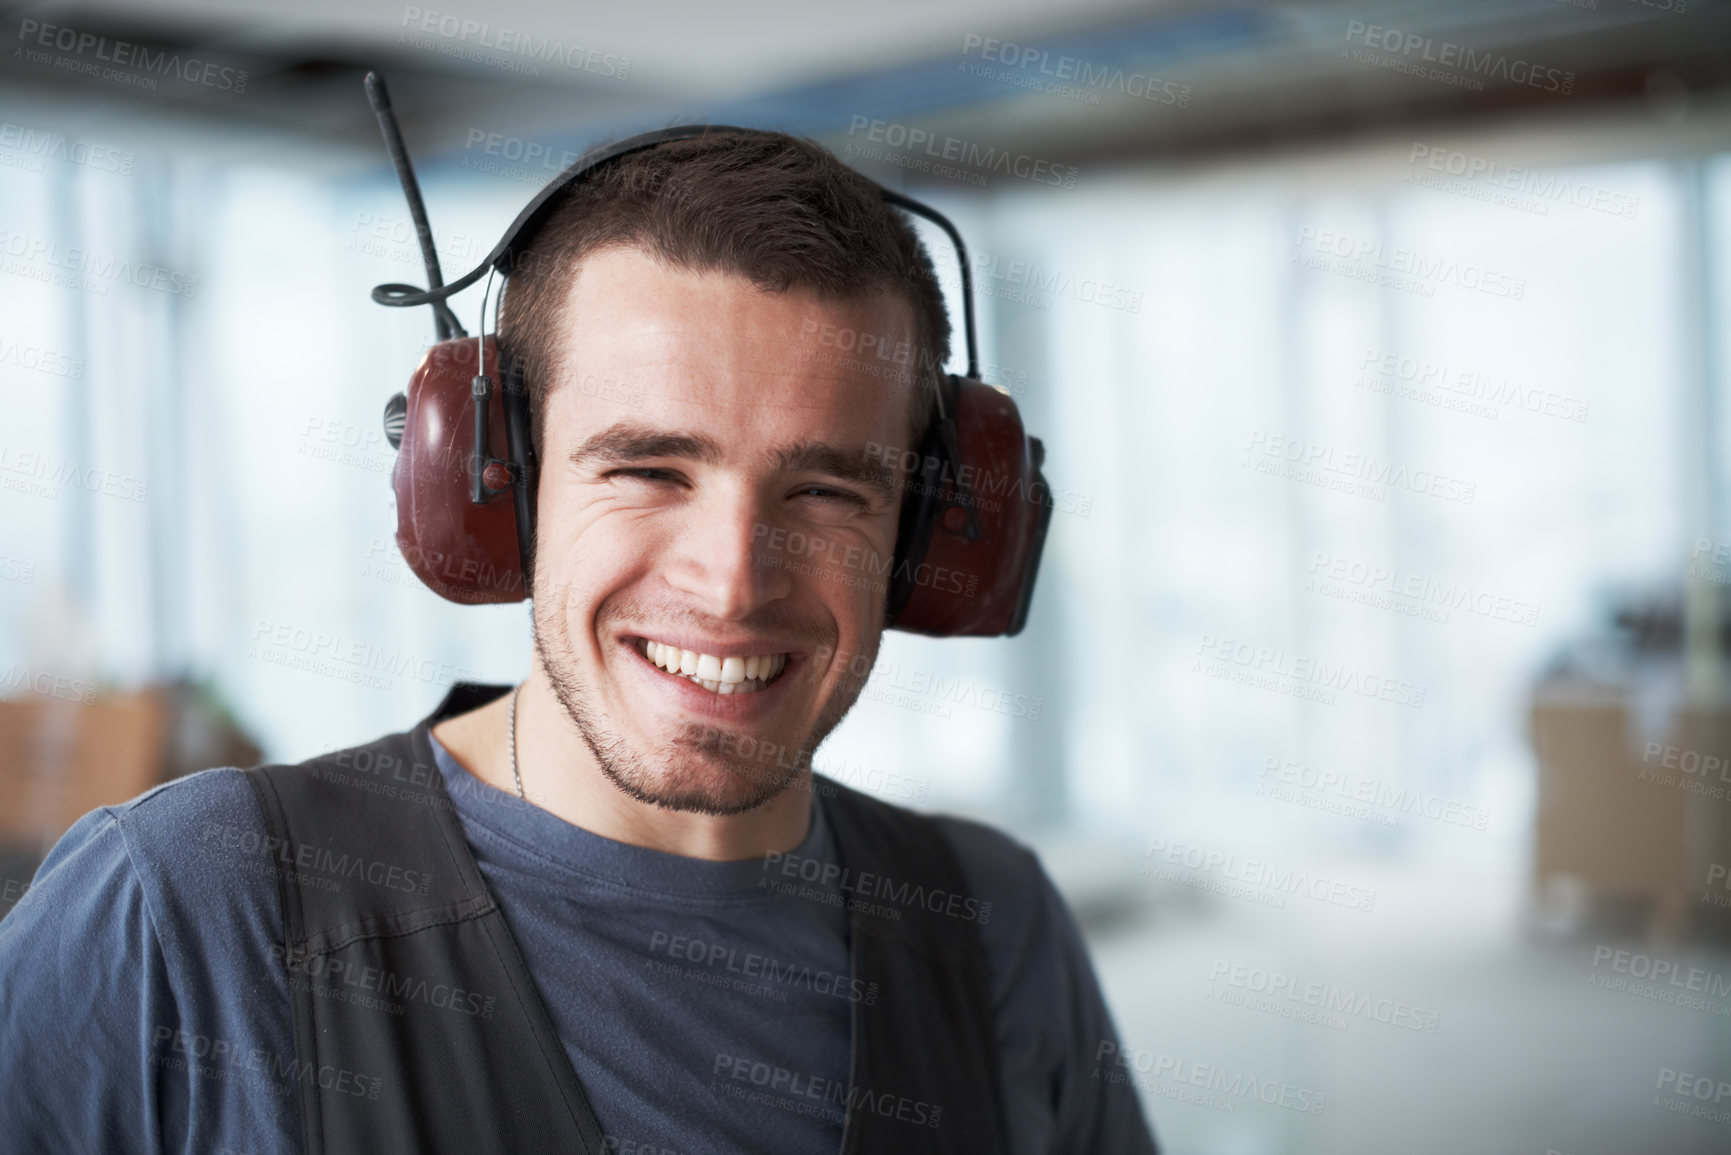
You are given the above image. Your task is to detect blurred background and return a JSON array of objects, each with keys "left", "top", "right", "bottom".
[{"left": 3, "top": 0, "right": 1730, "bottom": 1150}]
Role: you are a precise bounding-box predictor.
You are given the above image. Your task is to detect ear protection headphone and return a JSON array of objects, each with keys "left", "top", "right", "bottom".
[{"left": 363, "top": 72, "right": 1053, "bottom": 636}]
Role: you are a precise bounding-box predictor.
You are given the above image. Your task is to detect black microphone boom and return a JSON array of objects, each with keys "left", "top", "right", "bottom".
[{"left": 363, "top": 71, "right": 466, "bottom": 341}]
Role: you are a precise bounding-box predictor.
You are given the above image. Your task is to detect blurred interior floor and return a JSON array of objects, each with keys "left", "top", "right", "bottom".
[{"left": 1072, "top": 841, "right": 1731, "bottom": 1155}]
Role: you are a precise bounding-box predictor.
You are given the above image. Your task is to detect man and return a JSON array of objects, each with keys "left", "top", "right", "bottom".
[{"left": 0, "top": 130, "right": 1157, "bottom": 1153}]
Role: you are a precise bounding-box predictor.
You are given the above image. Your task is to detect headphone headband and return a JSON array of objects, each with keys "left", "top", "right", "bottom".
[{"left": 367, "top": 117, "right": 979, "bottom": 380}]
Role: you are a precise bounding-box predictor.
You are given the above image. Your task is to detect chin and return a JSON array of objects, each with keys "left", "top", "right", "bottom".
[{"left": 601, "top": 743, "right": 802, "bottom": 817}]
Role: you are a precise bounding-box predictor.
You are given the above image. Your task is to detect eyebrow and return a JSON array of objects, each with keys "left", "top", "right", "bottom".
[
  {"left": 568, "top": 425, "right": 721, "bottom": 469},
  {"left": 770, "top": 443, "right": 898, "bottom": 504},
  {"left": 568, "top": 424, "right": 897, "bottom": 504}
]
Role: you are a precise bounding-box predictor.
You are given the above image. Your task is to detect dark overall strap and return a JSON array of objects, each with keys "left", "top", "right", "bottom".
[
  {"left": 249, "top": 682, "right": 1009, "bottom": 1154},
  {"left": 244, "top": 683, "right": 604, "bottom": 1155},
  {"left": 820, "top": 779, "right": 1011, "bottom": 1154}
]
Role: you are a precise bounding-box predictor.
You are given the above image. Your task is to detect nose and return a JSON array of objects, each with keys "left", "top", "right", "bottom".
[{"left": 661, "top": 480, "right": 794, "bottom": 620}]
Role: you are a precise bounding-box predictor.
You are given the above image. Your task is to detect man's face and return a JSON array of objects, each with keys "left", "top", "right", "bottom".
[{"left": 531, "top": 245, "right": 916, "bottom": 816}]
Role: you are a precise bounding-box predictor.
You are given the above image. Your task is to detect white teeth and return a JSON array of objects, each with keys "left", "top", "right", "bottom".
[{"left": 641, "top": 641, "right": 788, "bottom": 696}]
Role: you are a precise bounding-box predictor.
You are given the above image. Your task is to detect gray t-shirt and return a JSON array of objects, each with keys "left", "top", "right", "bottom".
[{"left": 0, "top": 733, "right": 1157, "bottom": 1154}]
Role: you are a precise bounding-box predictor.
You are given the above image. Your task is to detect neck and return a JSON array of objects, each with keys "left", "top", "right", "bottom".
[{"left": 431, "top": 671, "right": 814, "bottom": 862}]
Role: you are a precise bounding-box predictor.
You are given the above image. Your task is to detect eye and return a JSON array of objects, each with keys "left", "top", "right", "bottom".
[
  {"left": 794, "top": 484, "right": 869, "bottom": 507},
  {"left": 610, "top": 467, "right": 682, "bottom": 484}
]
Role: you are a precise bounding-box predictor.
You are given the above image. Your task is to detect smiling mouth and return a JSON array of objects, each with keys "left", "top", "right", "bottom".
[{"left": 638, "top": 639, "right": 790, "bottom": 696}]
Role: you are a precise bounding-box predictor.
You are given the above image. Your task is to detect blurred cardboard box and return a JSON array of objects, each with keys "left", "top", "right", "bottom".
[
  {"left": 0, "top": 682, "right": 262, "bottom": 854},
  {"left": 0, "top": 689, "right": 169, "bottom": 848},
  {"left": 1531, "top": 684, "right": 1731, "bottom": 938}
]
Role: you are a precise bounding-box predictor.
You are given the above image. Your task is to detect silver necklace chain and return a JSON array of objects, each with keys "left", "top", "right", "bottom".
[{"left": 506, "top": 682, "right": 525, "bottom": 800}]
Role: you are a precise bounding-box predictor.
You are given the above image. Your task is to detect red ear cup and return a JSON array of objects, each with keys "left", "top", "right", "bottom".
[
  {"left": 392, "top": 336, "right": 529, "bottom": 604},
  {"left": 888, "top": 379, "right": 1054, "bottom": 637},
  {"left": 390, "top": 347, "right": 1050, "bottom": 627},
  {"left": 390, "top": 347, "right": 1051, "bottom": 626}
]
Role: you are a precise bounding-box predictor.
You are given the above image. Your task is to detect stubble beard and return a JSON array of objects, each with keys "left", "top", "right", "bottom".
[{"left": 530, "top": 598, "right": 870, "bottom": 818}]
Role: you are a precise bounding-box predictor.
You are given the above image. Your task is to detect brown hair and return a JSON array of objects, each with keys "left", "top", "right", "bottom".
[{"left": 497, "top": 129, "right": 950, "bottom": 455}]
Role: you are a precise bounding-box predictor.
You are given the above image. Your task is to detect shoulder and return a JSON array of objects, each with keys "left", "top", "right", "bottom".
[
  {"left": 930, "top": 813, "right": 1070, "bottom": 983},
  {"left": 105, "top": 766, "right": 279, "bottom": 893},
  {"left": 0, "top": 765, "right": 297, "bottom": 993},
  {"left": 0, "top": 767, "right": 308, "bottom": 1152},
  {"left": 931, "top": 813, "right": 1046, "bottom": 899},
  {"left": 12, "top": 766, "right": 269, "bottom": 901},
  {"left": 929, "top": 813, "right": 1160, "bottom": 1154}
]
